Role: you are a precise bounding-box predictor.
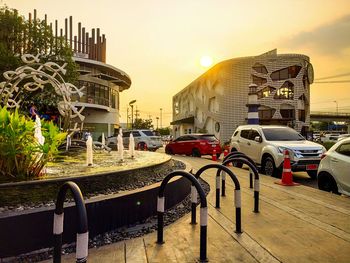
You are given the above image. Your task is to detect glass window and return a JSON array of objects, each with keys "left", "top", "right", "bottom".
[
  {"left": 249, "top": 130, "right": 260, "bottom": 140},
  {"left": 271, "top": 65, "right": 301, "bottom": 81},
  {"left": 174, "top": 136, "right": 185, "bottom": 142},
  {"left": 298, "top": 110, "right": 306, "bottom": 122},
  {"left": 240, "top": 130, "right": 250, "bottom": 139},
  {"left": 252, "top": 63, "right": 268, "bottom": 74},
  {"left": 233, "top": 131, "right": 239, "bottom": 137},
  {"left": 123, "top": 131, "right": 131, "bottom": 137},
  {"left": 132, "top": 131, "right": 141, "bottom": 137},
  {"left": 274, "top": 81, "right": 294, "bottom": 100},
  {"left": 257, "top": 86, "right": 276, "bottom": 99},
  {"left": 336, "top": 143, "right": 350, "bottom": 157},
  {"left": 259, "top": 108, "right": 276, "bottom": 119},
  {"left": 142, "top": 130, "right": 154, "bottom": 136},
  {"left": 262, "top": 128, "right": 305, "bottom": 141},
  {"left": 252, "top": 75, "right": 267, "bottom": 86},
  {"left": 280, "top": 109, "right": 295, "bottom": 119},
  {"left": 196, "top": 135, "right": 218, "bottom": 142}
]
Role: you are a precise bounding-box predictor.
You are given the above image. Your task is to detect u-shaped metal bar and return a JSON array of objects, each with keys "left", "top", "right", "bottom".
[
  {"left": 53, "top": 181, "right": 88, "bottom": 263},
  {"left": 194, "top": 164, "right": 242, "bottom": 234},
  {"left": 157, "top": 170, "right": 208, "bottom": 262},
  {"left": 222, "top": 157, "right": 260, "bottom": 213}
]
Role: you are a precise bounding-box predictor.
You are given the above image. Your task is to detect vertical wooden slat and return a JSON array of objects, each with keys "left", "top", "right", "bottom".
[
  {"left": 69, "top": 16, "right": 73, "bottom": 48},
  {"left": 55, "top": 20, "right": 58, "bottom": 52},
  {"left": 74, "top": 36, "right": 77, "bottom": 52},
  {"left": 86, "top": 32, "right": 89, "bottom": 58},
  {"left": 78, "top": 22, "right": 82, "bottom": 53},
  {"left": 65, "top": 18, "right": 68, "bottom": 44},
  {"left": 97, "top": 28, "right": 101, "bottom": 61},
  {"left": 91, "top": 28, "right": 95, "bottom": 60},
  {"left": 102, "top": 34, "right": 106, "bottom": 63},
  {"left": 82, "top": 27, "right": 86, "bottom": 53}
]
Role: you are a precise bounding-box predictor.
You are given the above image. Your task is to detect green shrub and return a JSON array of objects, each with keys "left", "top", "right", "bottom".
[
  {"left": 0, "top": 106, "right": 66, "bottom": 182},
  {"left": 322, "top": 141, "right": 336, "bottom": 150}
]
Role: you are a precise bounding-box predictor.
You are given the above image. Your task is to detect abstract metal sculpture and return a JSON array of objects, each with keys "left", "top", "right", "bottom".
[{"left": 0, "top": 54, "right": 85, "bottom": 130}]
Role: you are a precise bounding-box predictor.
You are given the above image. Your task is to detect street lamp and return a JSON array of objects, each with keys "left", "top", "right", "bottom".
[
  {"left": 129, "top": 100, "right": 136, "bottom": 129},
  {"left": 160, "top": 108, "right": 162, "bottom": 128},
  {"left": 156, "top": 117, "right": 159, "bottom": 130},
  {"left": 333, "top": 100, "right": 338, "bottom": 115}
]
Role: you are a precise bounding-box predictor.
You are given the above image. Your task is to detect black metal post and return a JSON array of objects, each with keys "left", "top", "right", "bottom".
[{"left": 191, "top": 184, "right": 197, "bottom": 224}]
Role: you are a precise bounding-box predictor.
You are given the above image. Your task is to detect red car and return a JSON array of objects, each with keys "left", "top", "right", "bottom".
[{"left": 165, "top": 134, "right": 222, "bottom": 158}]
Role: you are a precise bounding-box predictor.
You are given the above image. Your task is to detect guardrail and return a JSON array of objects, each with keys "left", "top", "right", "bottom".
[{"left": 53, "top": 181, "right": 88, "bottom": 263}]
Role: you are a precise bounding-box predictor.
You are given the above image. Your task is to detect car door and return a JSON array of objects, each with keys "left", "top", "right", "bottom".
[
  {"left": 238, "top": 129, "right": 251, "bottom": 155},
  {"left": 246, "top": 129, "right": 263, "bottom": 163},
  {"left": 331, "top": 141, "right": 350, "bottom": 193},
  {"left": 172, "top": 136, "right": 185, "bottom": 154}
]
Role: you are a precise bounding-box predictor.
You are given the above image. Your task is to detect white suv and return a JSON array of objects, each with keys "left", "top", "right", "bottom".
[
  {"left": 107, "top": 129, "right": 163, "bottom": 151},
  {"left": 230, "top": 125, "right": 326, "bottom": 178}
]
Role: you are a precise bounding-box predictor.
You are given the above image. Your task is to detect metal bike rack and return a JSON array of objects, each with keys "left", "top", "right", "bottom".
[
  {"left": 194, "top": 164, "right": 242, "bottom": 234},
  {"left": 157, "top": 170, "right": 208, "bottom": 262},
  {"left": 222, "top": 157, "right": 260, "bottom": 213},
  {"left": 53, "top": 181, "right": 88, "bottom": 263},
  {"left": 222, "top": 151, "right": 256, "bottom": 190}
]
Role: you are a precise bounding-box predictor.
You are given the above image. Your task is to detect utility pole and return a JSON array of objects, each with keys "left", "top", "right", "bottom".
[{"left": 160, "top": 108, "right": 162, "bottom": 128}]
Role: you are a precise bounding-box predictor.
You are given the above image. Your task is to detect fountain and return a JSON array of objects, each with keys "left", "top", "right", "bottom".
[
  {"left": 129, "top": 133, "right": 135, "bottom": 158},
  {"left": 117, "top": 129, "right": 124, "bottom": 161},
  {"left": 101, "top": 132, "right": 106, "bottom": 146},
  {"left": 86, "top": 135, "right": 93, "bottom": 166}
]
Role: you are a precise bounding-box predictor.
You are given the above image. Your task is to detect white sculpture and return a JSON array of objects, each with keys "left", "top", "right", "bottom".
[
  {"left": 117, "top": 133, "right": 124, "bottom": 161},
  {"left": 129, "top": 133, "right": 135, "bottom": 158},
  {"left": 86, "top": 135, "right": 93, "bottom": 166},
  {"left": 0, "top": 54, "right": 85, "bottom": 130}
]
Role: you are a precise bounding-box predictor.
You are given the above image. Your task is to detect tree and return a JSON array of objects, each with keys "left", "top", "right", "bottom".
[
  {"left": 0, "top": 6, "right": 78, "bottom": 114},
  {"left": 157, "top": 127, "right": 172, "bottom": 135},
  {"left": 133, "top": 118, "right": 153, "bottom": 129}
]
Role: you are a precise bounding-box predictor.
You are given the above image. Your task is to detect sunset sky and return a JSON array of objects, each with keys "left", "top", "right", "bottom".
[{"left": 3, "top": 0, "right": 350, "bottom": 127}]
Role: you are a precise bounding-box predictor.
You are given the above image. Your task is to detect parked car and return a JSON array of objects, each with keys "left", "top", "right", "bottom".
[
  {"left": 317, "top": 137, "right": 350, "bottom": 196},
  {"left": 165, "top": 134, "right": 222, "bottom": 158},
  {"left": 106, "top": 129, "right": 163, "bottom": 151},
  {"left": 320, "top": 133, "right": 340, "bottom": 143},
  {"left": 230, "top": 125, "right": 326, "bottom": 178},
  {"left": 337, "top": 134, "right": 350, "bottom": 142}
]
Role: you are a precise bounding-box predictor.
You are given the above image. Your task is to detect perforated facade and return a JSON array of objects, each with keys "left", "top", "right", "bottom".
[{"left": 171, "top": 49, "right": 313, "bottom": 143}]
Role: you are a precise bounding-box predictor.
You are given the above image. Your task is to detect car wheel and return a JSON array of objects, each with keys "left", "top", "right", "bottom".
[
  {"left": 318, "top": 173, "right": 339, "bottom": 194},
  {"left": 138, "top": 142, "right": 147, "bottom": 151},
  {"left": 192, "top": 148, "right": 201, "bottom": 158},
  {"left": 232, "top": 160, "right": 243, "bottom": 168},
  {"left": 307, "top": 171, "right": 318, "bottom": 179},
  {"left": 263, "top": 156, "right": 279, "bottom": 177},
  {"left": 165, "top": 147, "right": 173, "bottom": 155}
]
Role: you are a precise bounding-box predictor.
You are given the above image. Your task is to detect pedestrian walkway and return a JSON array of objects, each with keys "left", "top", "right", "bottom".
[{"left": 47, "top": 156, "right": 350, "bottom": 262}]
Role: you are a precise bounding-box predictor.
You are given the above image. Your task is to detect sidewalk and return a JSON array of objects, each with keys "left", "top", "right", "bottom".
[{"left": 46, "top": 156, "right": 350, "bottom": 262}]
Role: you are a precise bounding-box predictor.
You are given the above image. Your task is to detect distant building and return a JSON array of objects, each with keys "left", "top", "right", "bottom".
[{"left": 171, "top": 49, "right": 314, "bottom": 142}]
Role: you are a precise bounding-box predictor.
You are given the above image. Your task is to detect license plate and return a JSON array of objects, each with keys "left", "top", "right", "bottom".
[{"left": 306, "top": 164, "right": 318, "bottom": 170}]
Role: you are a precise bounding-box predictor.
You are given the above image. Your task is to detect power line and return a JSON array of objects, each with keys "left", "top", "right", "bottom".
[
  {"left": 314, "top": 80, "right": 350, "bottom": 84},
  {"left": 315, "top": 72, "right": 350, "bottom": 80}
]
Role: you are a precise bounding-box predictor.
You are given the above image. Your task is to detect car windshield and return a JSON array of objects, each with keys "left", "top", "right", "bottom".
[
  {"left": 262, "top": 128, "right": 305, "bottom": 141},
  {"left": 198, "top": 135, "right": 218, "bottom": 142}
]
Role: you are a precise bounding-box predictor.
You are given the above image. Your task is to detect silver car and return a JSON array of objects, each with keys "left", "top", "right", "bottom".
[{"left": 107, "top": 130, "right": 163, "bottom": 151}]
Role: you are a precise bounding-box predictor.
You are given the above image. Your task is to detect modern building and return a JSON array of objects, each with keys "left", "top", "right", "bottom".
[
  {"left": 25, "top": 11, "right": 132, "bottom": 140},
  {"left": 171, "top": 49, "right": 314, "bottom": 143}
]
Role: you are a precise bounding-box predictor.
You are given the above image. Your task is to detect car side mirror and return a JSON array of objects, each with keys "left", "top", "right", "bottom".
[{"left": 254, "top": 136, "right": 262, "bottom": 143}]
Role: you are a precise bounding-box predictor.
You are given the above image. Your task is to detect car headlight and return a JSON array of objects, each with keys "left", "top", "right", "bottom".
[{"left": 278, "top": 146, "right": 290, "bottom": 154}]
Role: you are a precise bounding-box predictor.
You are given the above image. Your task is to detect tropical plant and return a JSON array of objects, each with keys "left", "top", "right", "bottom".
[{"left": 0, "top": 106, "right": 66, "bottom": 182}]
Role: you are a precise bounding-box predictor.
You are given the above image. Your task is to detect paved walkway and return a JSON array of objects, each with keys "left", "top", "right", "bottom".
[{"left": 46, "top": 156, "right": 350, "bottom": 262}]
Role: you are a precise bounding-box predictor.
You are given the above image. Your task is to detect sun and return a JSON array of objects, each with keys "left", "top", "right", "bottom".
[{"left": 200, "top": 56, "right": 213, "bottom": 67}]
